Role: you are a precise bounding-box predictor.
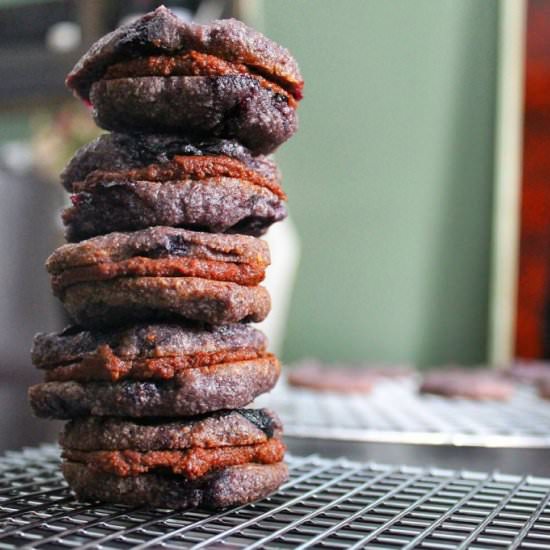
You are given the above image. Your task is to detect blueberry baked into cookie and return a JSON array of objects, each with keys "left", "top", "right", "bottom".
[{"left": 419, "top": 368, "right": 514, "bottom": 401}]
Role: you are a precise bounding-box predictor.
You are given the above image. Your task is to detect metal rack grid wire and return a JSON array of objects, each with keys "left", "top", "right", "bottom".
[
  {"left": 254, "top": 379, "right": 550, "bottom": 447},
  {"left": 1, "top": 446, "right": 550, "bottom": 549}
]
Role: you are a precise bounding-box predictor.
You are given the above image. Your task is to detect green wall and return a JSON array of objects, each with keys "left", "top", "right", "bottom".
[{"left": 262, "top": 0, "right": 499, "bottom": 366}]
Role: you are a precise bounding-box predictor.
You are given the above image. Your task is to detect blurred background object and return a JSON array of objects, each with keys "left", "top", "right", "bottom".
[
  {"left": 514, "top": 1, "right": 550, "bottom": 360},
  {"left": 263, "top": 0, "right": 499, "bottom": 366},
  {"left": 0, "top": 144, "right": 65, "bottom": 451},
  {"left": 1, "top": 0, "right": 547, "bottom": 451},
  {"left": 0, "top": 98, "right": 101, "bottom": 451}
]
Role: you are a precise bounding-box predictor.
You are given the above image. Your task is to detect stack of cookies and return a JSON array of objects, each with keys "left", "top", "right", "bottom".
[{"left": 29, "top": 6, "right": 303, "bottom": 509}]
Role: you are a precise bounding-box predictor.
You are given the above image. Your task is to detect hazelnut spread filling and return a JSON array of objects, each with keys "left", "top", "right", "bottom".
[
  {"left": 51, "top": 256, "right": 266, "bottom": 295},
  {"left": 73, "top": 155, "right": 286, "bottom": 200},
  {"left": 103, "top": 51, "right": 299, "bottom": 107},
  {"left": 63, "top": 438, "right": 286, "bottom": 478},
  {"left": 43, "top": 348, "right": 268, "bottom": 382}
]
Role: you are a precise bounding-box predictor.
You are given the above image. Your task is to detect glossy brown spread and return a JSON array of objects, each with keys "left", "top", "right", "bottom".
[
  {"left": 44, "top": 347, "right": 268, "bottom": 382},
  {"left": 104, "top": 51, "right": 298, "bottom": 106},
  {"left": 75, "top": 155, "right": 286, "bottom": 200},
  {"left": 63, "top": 438, "right": 286, "bottom": 478},
  {"left": 52, "top": 256, "right": 266, "bottom": 295}
]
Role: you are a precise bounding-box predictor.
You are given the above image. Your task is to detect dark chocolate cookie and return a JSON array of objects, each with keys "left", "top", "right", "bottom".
[
  {"left": 33, "top": 322, "right": 268, "bottom": 382},
  {"left": 61, "top": 133, "right": 280, "bottom": 192},
  {"left": 90, "top": 75, "right": 297, "bottom": 154},
  {"left": 287, "top": 364, "right": 376, "bottom": 394},
  {"left": 61, "top": 409, "right": 282, "bottom": 451},
  {"left": 63, "top": 178, "right": 287, "bottom": 241},
  {"left": 61, "top": 133, "right": 286, "bottom": 240},
  {"left": 29, "top": 355, "right": 281, "bottom": 419},
  {"left": 67, "top": 7, "right": 302, "bottom": 102},
  {"left": 66, "top": 7, "right": 303, "bottom": 153},
  {"left": 62, "top": 461, "right": 288, "bottom": 509},
  {"left": 419, "top": 368, "right": 514, "bottom": 400},
  {"left": 59, "top": 276, "right": 270, "bottom": 328},
  {"left": 47, "top": 226, "right": 270, "bottom": 294},
  {"left": 505, "top": 361, "right": 550, "bottom": 384},
  {"left": 287, "top": 360, "right": 414, "bottom": 393}
]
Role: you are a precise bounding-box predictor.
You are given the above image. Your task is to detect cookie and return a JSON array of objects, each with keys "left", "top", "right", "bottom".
[
  {"left": 46, "top": 227, "right": 270, "bottom": 294},
  {"left": 368, "top": 365, "right": 414, "bottom": 379},
  {"left": 62, "top": 461, "right": 288, "bottom": 509},
  {"left": 61, "top": 277, "right": 269, "bottom": 328},
  {"left": 66, "top": 7, "right": 303, "bottom": 153},
  {"left": 61, "top": 134, "right": 286, "bottom": 240},
  {"left": 419, "top": 368, "right": 514, "bottom": 400},
  {"left": 287, "top": 363, "right": 376, "bottom": 394},
  {"left": 89, "top": 76, "right": 296, "bottom": 154},
  {"left": 64, "top": 178, "right": 286, "bottom": 241},
  {"left": 60, "top": 409, "right": 283, "bottom": 451},
  {"left": 505, "top": 361, "right": 550, "bottom": 384},
  {"left": 67, "top": 7, "right": 302, "bottom": 104},
  {"left": 33, "top": 323, "right": 268, "bottom": 382},
  {"left": 287, "top": 359, "right": 414, "bottom": 393},
  {"left": 29, "top": 355, "right": 281, "bottom": 419},
  {"left": 46, "top": 228, "right": 271, "bottom": 327}
]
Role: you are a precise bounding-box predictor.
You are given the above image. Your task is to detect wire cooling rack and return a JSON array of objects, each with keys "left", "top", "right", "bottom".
[
  {"left": 254, "top": 379, "right": 550, "bottom": 447},
  {"left": 1, "top": 446, "right": 550, "bottom": 549}
]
